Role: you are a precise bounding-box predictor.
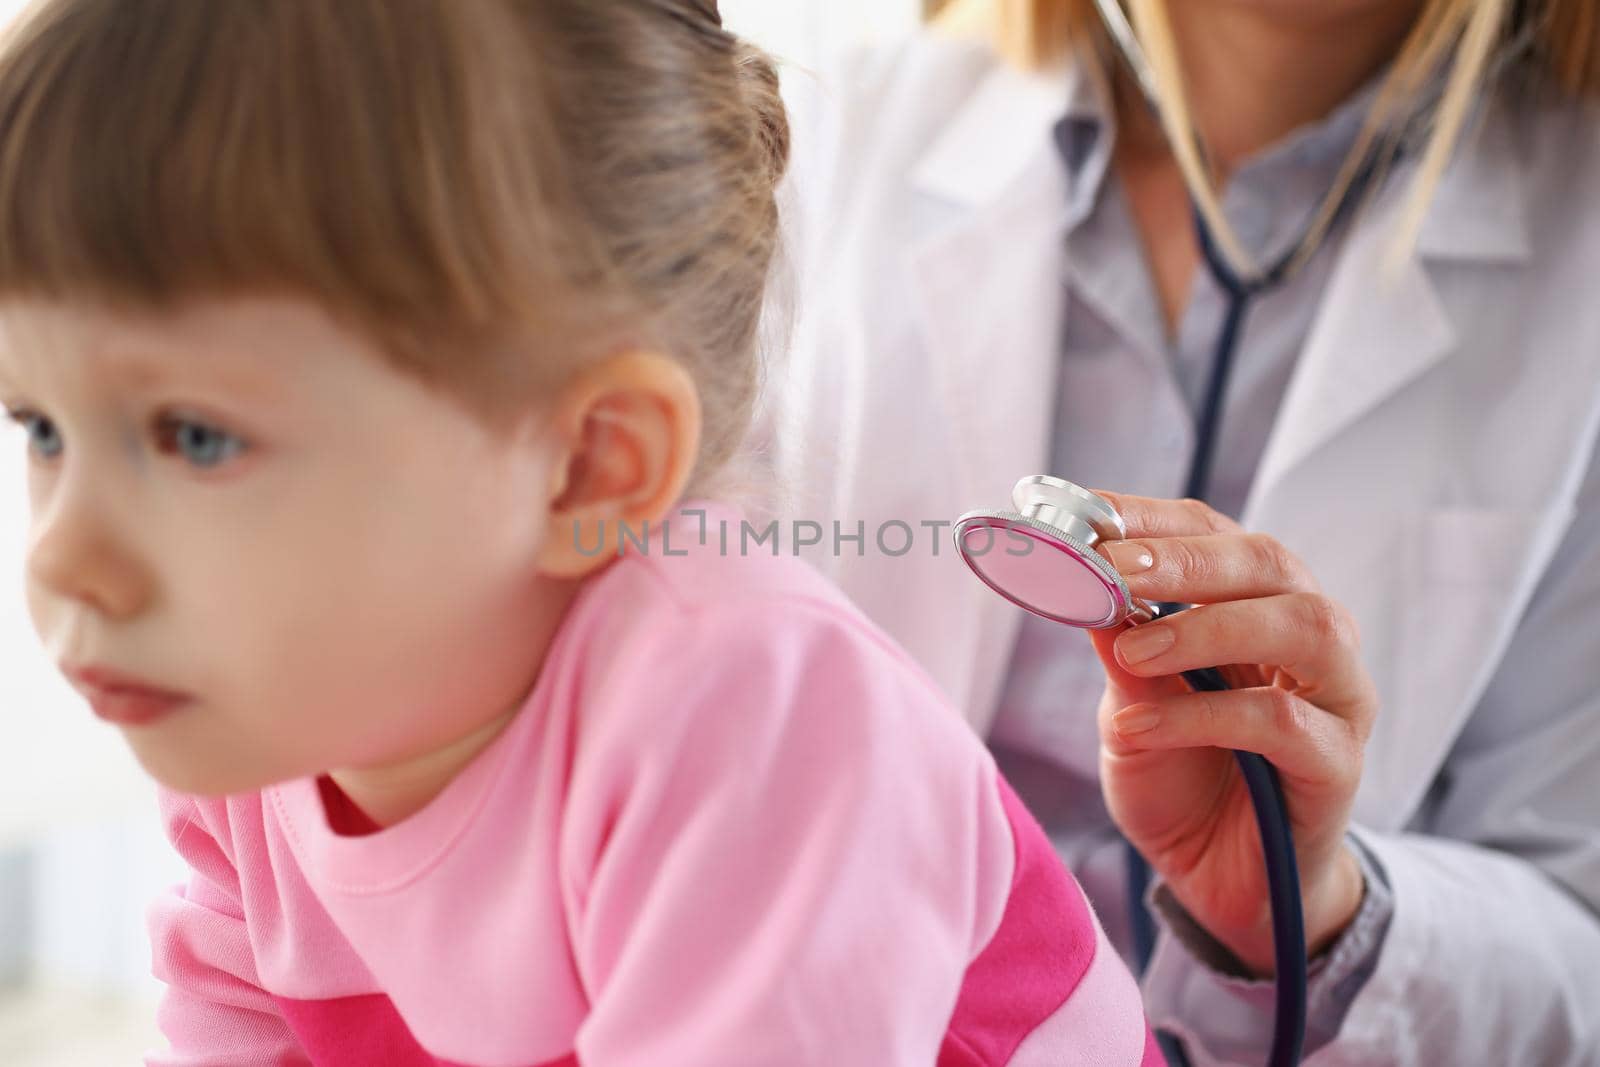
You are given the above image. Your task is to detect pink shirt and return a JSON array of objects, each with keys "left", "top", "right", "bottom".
[{"left": 147, "top": 500, "right": 1161, "bottom": 1066}]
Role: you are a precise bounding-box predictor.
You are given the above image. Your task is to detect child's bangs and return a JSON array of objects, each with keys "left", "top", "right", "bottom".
[{"left": 0, "top": 0, "right": 577, "bottom": 375}]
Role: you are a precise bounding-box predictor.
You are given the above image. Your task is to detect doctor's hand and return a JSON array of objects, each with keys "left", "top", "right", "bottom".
[{"left": 1085, "top": 491, "right": 1379, "bottom": 977}]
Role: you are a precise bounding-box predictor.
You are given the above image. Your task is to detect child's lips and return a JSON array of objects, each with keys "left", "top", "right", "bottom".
[{"left": 61, "top": 665, "right": 192, "bottom": 727}]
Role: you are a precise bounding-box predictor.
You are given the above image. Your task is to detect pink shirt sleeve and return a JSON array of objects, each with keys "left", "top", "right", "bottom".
[
  {"left": 559, "top": 593, "right": 1017, "bottom": 1066},
  {"left": 145, "top": 790, "right": 312, "bottom": 1067}
]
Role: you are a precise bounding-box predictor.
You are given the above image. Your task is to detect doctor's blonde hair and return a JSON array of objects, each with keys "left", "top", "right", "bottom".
[{"left": 939, "top": 0, "right": 1599, "bottom": 277}]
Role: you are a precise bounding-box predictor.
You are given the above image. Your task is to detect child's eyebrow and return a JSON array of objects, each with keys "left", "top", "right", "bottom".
[
  {"left": 98, "top": 347, "right": 289, "bottom": 404},
  {"left": 0, "top": 356, "right": 26, "bottom": 398}
]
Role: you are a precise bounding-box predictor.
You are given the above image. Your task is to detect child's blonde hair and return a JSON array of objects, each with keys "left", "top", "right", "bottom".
[{"left": 0, "top": 0, "right": 790, "bottom": 500}]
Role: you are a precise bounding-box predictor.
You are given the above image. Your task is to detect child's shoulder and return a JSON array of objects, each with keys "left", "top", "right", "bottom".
[
  {"left": 549, "top": 501, "right": 1007, "bottom": 886},
  {"left": 591, "top": 499, "right": 856, "bottom": 618},
  {"left": 557, "top": 498, "right": 969, "bottom": 749},
  {"left": 574, "top": 499, "right": 891, "bottom": 657}
]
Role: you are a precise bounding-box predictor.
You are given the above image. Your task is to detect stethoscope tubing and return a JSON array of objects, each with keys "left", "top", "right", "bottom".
[{"left": 1178, "top": 663, "right": 1308, "bottom": 1067}]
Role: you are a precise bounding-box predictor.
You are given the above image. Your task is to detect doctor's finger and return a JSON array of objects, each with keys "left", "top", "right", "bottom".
[
  {"left": 1113, "top": 594, "right": 1379, "bottom": 735},
  {"left": 1100, "top": 532, "right": 1323, "bottom": 604},
  {"left": 1088, "top": 491, "right": 1245, "bottom": 540},
  {"left": 1106, "top": 686, "right": 1364, "bottom": 792}
]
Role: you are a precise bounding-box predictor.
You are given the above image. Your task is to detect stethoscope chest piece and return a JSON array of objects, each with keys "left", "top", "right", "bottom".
[{"left": 953, "top": 476, "right": 1156, "bottom": 630}]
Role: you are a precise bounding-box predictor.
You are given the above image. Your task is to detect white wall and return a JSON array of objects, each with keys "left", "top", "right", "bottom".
[{"left": 721, "top": 0, "right": 921, "bottom": 72}]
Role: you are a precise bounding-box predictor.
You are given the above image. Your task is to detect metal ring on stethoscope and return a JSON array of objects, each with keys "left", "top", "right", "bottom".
[{"left": 953, "top": 477, "right": 1160, "bottom": 629}]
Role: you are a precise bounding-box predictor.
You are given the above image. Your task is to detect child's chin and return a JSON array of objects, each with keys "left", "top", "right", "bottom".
[{"left": 125, "top": 734, "right": 287, "bottom": 798}]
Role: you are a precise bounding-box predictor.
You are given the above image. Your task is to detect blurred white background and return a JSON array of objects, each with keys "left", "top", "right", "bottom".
[{"left": 0, "top": 2, "right": 929, "bottom": 1064}]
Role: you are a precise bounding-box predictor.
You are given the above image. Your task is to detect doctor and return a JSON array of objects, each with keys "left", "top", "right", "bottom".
[{"left": 761, "top": 0, "right": 1600, "bottom": 1063}]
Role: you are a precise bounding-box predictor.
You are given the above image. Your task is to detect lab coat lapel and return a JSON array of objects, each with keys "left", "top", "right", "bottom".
[
  {"left": 907, "top": 59, "right": 1073, "bottom": 518},
  {"left": 1248, "top": 99, "right": 1530, "bottom": 510},
  {"left": 1247, "top": 252, "right": 1455, "bottom": 508},
  {"left": 902, "top": 58, "right": 1074, "bottom": 728},
  {"left": 1243, "top": 98, "right": 1532, "bottom": 826}
]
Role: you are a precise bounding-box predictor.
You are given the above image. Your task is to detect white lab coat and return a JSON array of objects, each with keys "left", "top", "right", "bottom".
[{"left": 758, "top": 29, "right": 1600, "bottom": 1066}]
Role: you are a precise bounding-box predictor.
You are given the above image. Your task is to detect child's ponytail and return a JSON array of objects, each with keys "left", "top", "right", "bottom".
[
  {"left": 734, "top": 39, "right": 794, "bottom": 196},
  {"left": 522, "top": 0, "right": 793, "bottom": 501}
]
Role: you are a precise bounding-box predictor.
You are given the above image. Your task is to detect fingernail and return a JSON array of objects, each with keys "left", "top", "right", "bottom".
[
  {"left": 1113, "top": 704, "right": 1161, "bottom": 736},
  {"left": 1106, "top": 541, "right": 1155, "bottom": 574},
  {"left": 1117, "top": 624, "right": 1175, "bottom": 666}
]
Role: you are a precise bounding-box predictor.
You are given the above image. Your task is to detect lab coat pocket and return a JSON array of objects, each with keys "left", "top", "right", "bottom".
[
  {"left": 1371, "top": 507, "right": 1564, "bottom": 825},
  {"left": 1418, "top": 508, "right": 1557, "bottom": 591}
]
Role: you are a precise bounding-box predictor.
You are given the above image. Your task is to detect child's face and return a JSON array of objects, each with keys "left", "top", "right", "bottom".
[{"left": 0, "top": 296, "right": 578, "bottom": 799}]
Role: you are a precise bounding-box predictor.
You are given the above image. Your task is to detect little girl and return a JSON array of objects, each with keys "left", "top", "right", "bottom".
[{"left": 0, "top": 1, "right": 1160, "bottom": 1064}]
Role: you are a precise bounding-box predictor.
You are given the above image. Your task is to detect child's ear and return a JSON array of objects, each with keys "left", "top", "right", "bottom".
[{"left": 535, "top": 349, "right": 701, "bottom": 579}]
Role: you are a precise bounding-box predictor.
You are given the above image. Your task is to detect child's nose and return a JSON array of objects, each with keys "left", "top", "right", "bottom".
[{"left": 26, "top": 470, "right": 151, "bottom": 621}]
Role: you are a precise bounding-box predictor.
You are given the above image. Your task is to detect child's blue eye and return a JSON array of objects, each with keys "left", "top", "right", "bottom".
[
  {"left": 155, "top": 415, "right": 247, "bottom": 469},
  {"left": 4, "top": 408, "right": 64, "bottom": 460}
]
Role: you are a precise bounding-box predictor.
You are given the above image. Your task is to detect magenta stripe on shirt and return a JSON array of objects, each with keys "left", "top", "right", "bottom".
[
  {"left": 276, "top": 992, "right": 577, "bottom": 1067},
  {"left": 938, "top": 775, "right": 1109, "bottom": 1065}
]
